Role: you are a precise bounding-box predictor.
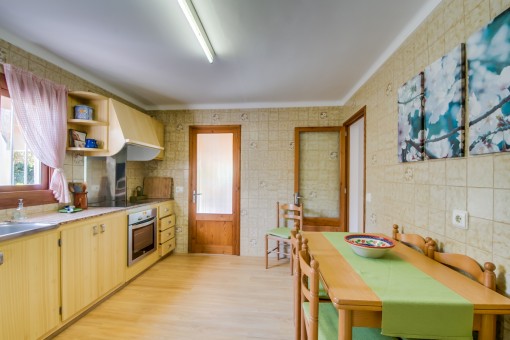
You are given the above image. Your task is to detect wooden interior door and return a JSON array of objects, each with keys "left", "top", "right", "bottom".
[
  {"left": 294, "top": 127, "right": 346, "bottom": 232},
  {"left": 189, "top": 126, "right": 240, "bottom": 255}
]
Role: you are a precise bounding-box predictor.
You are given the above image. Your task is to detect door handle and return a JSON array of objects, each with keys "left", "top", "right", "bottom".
[
  {"left": 92, "top": 225, "right": 99, "bottom": 235},
  {"left": 192, "top": 190, "right": 202, "bottom": 204},
  {"left": 294, "top": 192, "right": 303, "bottom": 205},
  {"left": 100, "top": 224, "right": 106, "bottom": 233}
]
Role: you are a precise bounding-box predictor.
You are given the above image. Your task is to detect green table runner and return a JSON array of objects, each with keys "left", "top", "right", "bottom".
[{"left": 323, "top": 232, "right": 473, "bottom": 339}]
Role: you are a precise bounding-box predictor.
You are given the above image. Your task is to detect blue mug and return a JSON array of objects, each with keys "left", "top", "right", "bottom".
[{"left": 85, "top": 138, "right": 98, "bottom": 148}]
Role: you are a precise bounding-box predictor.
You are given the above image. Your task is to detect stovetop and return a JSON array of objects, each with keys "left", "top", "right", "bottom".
[
  {"left": 88, "top": 199, "right": 163, "bottom": 208},
  {"left": 88, "top": 200, "right": 132, "bottom": 208}
]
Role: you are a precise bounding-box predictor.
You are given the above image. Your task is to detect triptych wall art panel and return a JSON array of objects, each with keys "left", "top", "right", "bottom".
[
  {"left": 467, "top": 7, "right": 510, "bottom": 155},
  {"left": 398, "top": 73, "right": 424, "bottom": 162},
  {"left": 398, "top": 7, "right": 510, "bottom": 161},
  {"left": 424, "top": 44, "right": 466, "bottom": 159}
]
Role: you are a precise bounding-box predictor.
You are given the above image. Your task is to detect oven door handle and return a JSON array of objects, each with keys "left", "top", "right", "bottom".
[{"left": 130, "top": 218, "right": 156, "bottom": 230}]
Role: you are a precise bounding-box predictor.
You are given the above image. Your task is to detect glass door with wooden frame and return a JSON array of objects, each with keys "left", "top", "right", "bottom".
[
  {"left": 188, "top": 126, "right": 241, "bottom": 255},
  {"left": 294, "top": 126, "right": 346, "bottom": 232}
]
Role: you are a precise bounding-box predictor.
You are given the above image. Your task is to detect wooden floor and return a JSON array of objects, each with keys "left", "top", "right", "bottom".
[{"left": 54, "top": 255, "right": 294, "bottom": 340}]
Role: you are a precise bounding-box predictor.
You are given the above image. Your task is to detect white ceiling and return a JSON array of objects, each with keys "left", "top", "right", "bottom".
[{"left": 0, "top": 0, "right": 440, "bottom": 110}]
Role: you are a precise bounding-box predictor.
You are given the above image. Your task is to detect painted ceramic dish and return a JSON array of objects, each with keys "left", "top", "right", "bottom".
[{"left": 344, "top": 234, "right": 395, "bottom": 258}]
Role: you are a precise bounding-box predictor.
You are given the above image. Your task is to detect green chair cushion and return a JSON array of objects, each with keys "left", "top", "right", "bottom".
[
  {"left": 303, "top": 301, "right": 338, "bottom": 340},
  {"left": 318, "top": 280, "right": 329, "bottom": 300},
  {"left": 266, "top": 227, "right": 291, "bottom": 239},
  {"left": 302, "top": 301, "right": 397, "bottom": 340},
  {"left": 307, "top": 280, "right": 330, "bottom": 300}
]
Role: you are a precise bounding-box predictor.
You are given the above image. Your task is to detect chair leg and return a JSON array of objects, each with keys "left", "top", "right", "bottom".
[
  {"left": 277, "top": 240, "right": 280, "bottom": 260},
  {"left": 290, "top": 246, "right": 294, "bottom": 275},
  {"left": 265, "top": 234, "right": 268, "bottom": 269},
  {"left": 300, "top": 306, "right": 307, "bottom": 340}
]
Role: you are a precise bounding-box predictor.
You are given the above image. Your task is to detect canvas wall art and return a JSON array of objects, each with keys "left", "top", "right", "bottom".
[
  {"left": 397, "top": 73, "right": 424, "bottom": 162},
  {"left": 424, "top": 44, "right": 466, "bottom": 159},
  {"left": 467, "top": 7, "right": 510, "bottom": 155}
]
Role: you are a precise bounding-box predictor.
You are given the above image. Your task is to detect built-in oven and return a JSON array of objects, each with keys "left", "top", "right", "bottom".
[{"left": 128, "top": 208, "right": 157, "bottom": 266}]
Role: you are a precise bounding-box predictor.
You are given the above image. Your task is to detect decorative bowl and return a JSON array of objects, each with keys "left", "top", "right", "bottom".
[
  {"left": 74, "top": 105, "right": 93, "bottom": 120},
  {"left": 344, "top": 234, "right": 395, "bottom": 258}
]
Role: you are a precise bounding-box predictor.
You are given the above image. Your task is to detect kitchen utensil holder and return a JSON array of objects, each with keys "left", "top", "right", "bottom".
[{"left": 73, "top": 192, "right": 88, "bottom": 209}]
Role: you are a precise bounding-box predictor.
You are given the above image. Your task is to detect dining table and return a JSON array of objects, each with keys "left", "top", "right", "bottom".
[{"left": 302, "top": 231, "right": 510, "bottom": 340}]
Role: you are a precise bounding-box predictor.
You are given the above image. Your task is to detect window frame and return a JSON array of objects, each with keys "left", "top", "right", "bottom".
[{"left": 0, "top": 72, "right": 56, "bottom": 209}]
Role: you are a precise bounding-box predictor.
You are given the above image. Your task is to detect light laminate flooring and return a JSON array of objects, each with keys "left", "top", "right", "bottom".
[{"left": 54, "top": 254, "right": 294, "bottom": 340}]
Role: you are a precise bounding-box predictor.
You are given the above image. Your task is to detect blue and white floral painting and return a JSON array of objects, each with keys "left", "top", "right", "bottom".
[
  {"left": 398, "top": 73, "right": 424, "bottom": 162},
  {"left": 467, "top": 7, "right": 510, "bottom": 155},
  {"left": 424, "top": 44, "right": 465, "bottom": 159}
]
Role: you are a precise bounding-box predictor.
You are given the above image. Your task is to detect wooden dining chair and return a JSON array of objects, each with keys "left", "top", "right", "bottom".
[
  {"left": 293, "top": 233, "right": 332, "bottom": 340},
  {"left": 431, "top": 250, "right": 497, "bottom": 339},
  {"left": 298, "top": 238, "right": 396, "bottom": 340},
  {"left": 392, "top": 224, "right": 436, "bottom": 258},
  {"left": 265, "top": 202, "right": 303, "bottom": 273}
]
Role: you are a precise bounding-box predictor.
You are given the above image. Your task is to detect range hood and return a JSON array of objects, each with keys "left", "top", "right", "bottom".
[{"left": 107, "top": 99, "right": 163, "bottom": 161}]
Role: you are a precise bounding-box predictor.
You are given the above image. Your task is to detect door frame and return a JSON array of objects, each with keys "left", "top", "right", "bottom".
[
  {"left": 188, "top": 125, "right": 241, "bottom": 255},
  {"left": 343, "top": 106, "right": 366, "bottom": 232},
  {"left": 294, "top": 126, "right": 347, "bottom": 231}
]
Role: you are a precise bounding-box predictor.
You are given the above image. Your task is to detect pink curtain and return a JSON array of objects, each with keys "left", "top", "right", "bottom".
[{"left": 4, "top": 64, "right": 70, "bottom": 203}]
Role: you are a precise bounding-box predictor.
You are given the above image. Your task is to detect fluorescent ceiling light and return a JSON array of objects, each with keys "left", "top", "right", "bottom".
[{"left": 178, "top": 0, "right": 215, "bottom": 63}]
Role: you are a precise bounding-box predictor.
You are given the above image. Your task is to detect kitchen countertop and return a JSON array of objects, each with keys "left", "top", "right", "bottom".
[{"left": 0, "top": 199, "right": 170, "bottom": 242}]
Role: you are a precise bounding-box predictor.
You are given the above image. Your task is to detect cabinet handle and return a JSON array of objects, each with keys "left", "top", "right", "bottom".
[
  {"left": 100, "top": 224, "right": 106, "bottom": 233},
  {"left": 92, "top": 225, "right": 99, "bottom": 235},
  {"left": 0, "top": 251, "right": 3, "bottom": 265}
]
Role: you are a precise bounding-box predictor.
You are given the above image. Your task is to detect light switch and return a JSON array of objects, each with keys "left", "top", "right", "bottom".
[
  {"left": 175, "top": 186, "right": 184, "bottom": 193},
  {"left": 452, "top": 210, "right": 468, "bottom": 229},
  {"left": 366, "top": 193, "right": 372, "bottom": 203}
]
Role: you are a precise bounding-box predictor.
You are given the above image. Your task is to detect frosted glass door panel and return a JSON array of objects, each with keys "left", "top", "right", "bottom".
[
  {"left": 348, "top": 118, "right": 364, "bottom": 232},
  {"left": 196, "top": 133, "right": 233, "bottom": 214},
  {"left": 299, "top": 131, "right": 340, "bottom": 218}
]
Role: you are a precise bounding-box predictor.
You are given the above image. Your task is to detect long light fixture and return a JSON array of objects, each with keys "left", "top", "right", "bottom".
[{"left": 178, "top": 0, "right": 215, "bottom": 63}]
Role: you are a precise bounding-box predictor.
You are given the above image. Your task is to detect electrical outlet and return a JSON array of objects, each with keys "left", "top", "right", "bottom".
[
  {"left": 452, "top": 210, "right": 468, "bottom": 229},
  {"left": 175, "top": 186, "right": 184, "bottom": 193},
  {"left": 176, "top": 226, "right": 182, "bottom": 233}
]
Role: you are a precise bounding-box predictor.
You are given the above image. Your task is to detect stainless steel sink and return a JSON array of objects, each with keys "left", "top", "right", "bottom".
[{"left": 0, "top": 222, "right": 59, "bottom": 241}]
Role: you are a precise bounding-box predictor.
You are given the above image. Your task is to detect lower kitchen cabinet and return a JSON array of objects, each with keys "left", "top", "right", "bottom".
[
  {"left": 158, "top": 205, "right": 176, "bottom": 256},
  {"left": 61, "top": 212, "right": 126, "bottom": 321},
  {"left": 0, "top": 230, "right": 60, "bottom": 340}
]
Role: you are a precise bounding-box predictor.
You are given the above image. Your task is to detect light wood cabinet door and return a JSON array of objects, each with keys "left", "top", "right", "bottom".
[
  {"left": 61, "top": 212, "right": 126, "bottom": 321},
  {"left": 0, "top": 231, "right": 60, "bottom": 340},
  {"left": 97, "top": 213, "right": 126, "bottom": 297},
  {"left": 61, "top": 220, "right": 99, "bottom": 321}
]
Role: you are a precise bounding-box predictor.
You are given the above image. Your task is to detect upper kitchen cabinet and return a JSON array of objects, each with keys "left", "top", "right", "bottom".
[
  {"left": 66, "top": 92, "right": 165, "bottom": 160},
  {"left": 67, "top": 91, "right": 109, "bottom": 154}
]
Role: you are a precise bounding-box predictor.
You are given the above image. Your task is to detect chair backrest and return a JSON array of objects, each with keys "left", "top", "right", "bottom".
[
  {"left": 392, "top": 224, "right": 436, "bottom": 258},
  {"left": 432, "top": 251, "right": 496, "bottom": 290},
  {"left": 277, "top": 201, "right": 303, "bottom": 231},
  {"left": 298, "top": 238, "right": 320, "bottom": 340}
]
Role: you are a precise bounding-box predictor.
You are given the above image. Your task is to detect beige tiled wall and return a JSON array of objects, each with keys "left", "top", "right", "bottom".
[
  {"left": 341, "top": 1, "right": 510, "bottom": 335},
  {"left": 146, "top": 108, "right": 346, "bottom": 255}
]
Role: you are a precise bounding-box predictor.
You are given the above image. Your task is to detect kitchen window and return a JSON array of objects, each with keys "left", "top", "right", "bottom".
[{"left": 0, "top": 72, "right": 54, "bottom": 208}]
